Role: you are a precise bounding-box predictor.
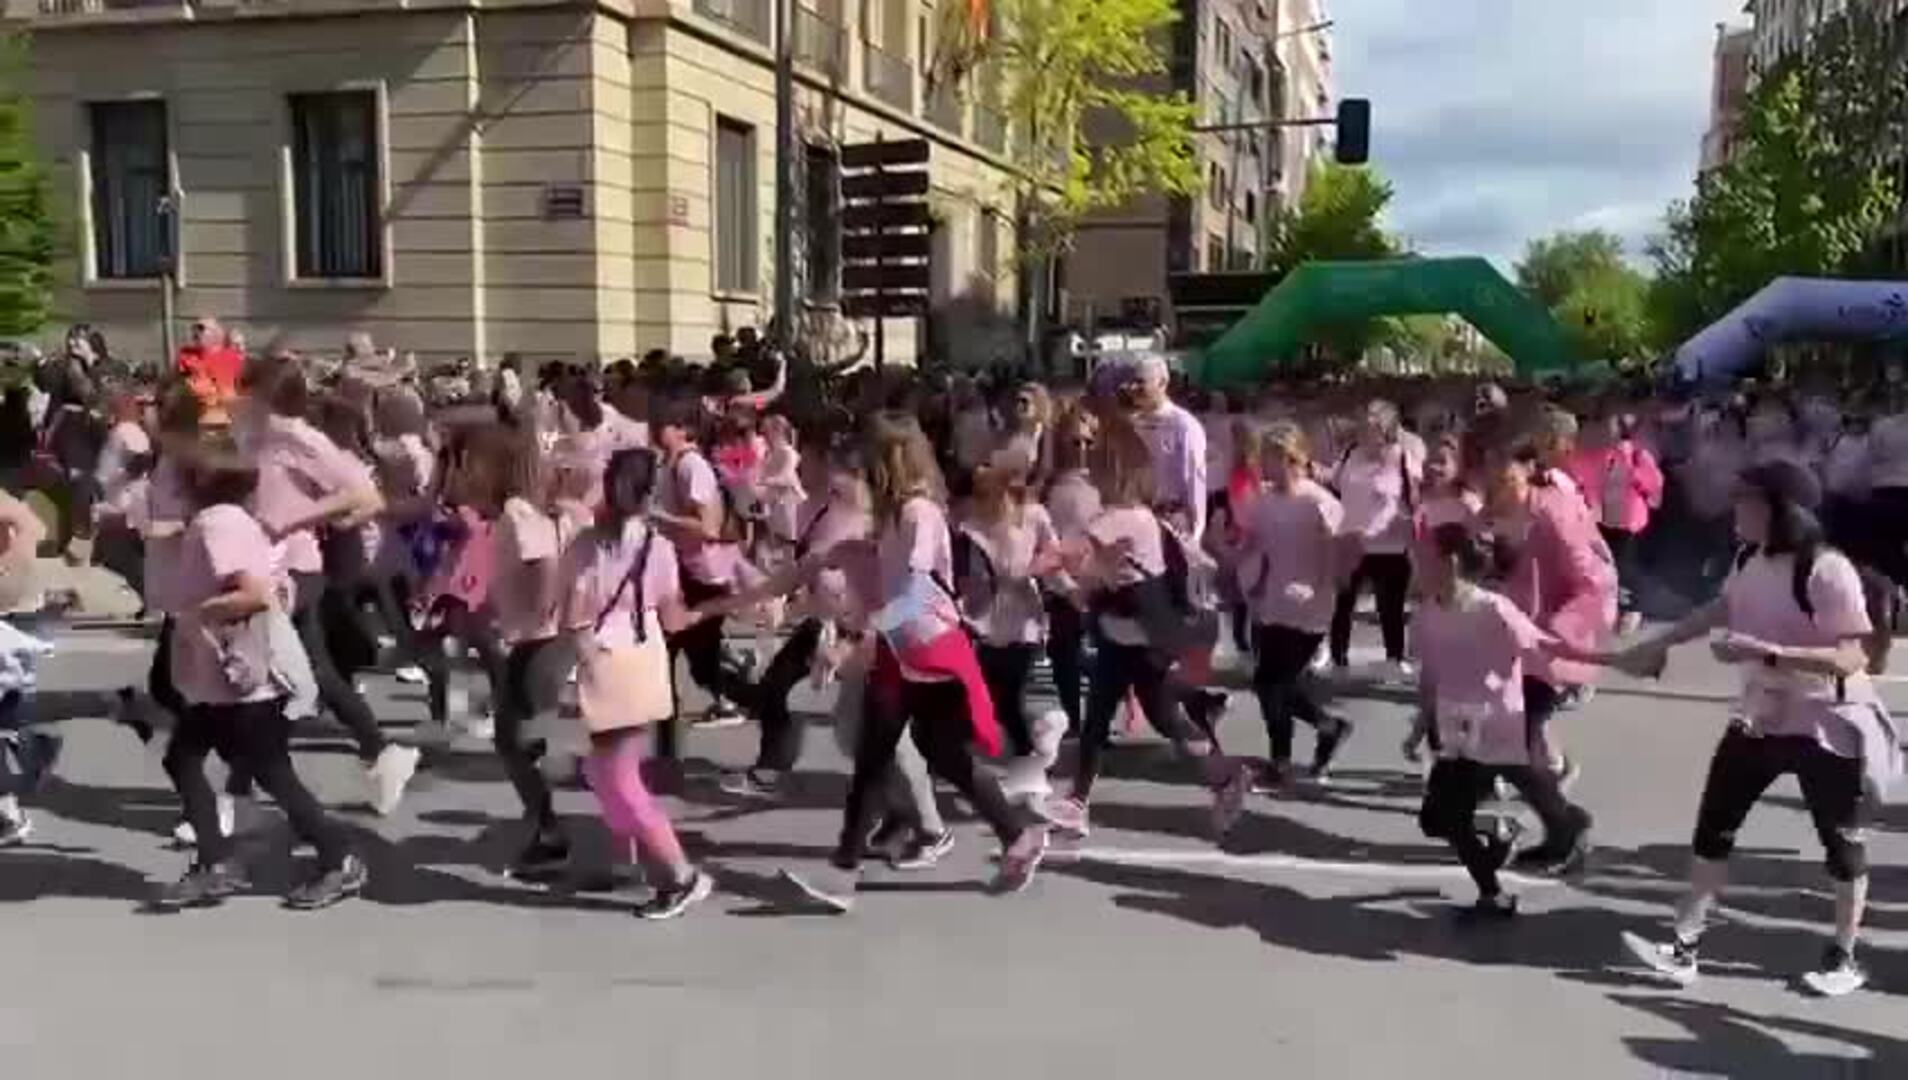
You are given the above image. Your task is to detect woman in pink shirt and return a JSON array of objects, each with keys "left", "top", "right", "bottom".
[
  {"left": 412, "top": 426, "right": 508, "bottom": 747},
  {"left": 1328, "top": 399, "right": 1422, "bottom": 676},
  {"left": 956, "top": 443, "right": 1066, "bottom": 778},
  {"left": 1041, "top": 406, "right": 1102, "bottom": 736},
  {"left": 1234, "top": 422, "right": 1353, "bottom": 788},
  {"left": 1414, "top": 522, "right": 1618, "bottom": 923},
  {"left": 1480, "top": 416, "right": 1613, "bottom": 873},
  {"left": 558, "top": 448, "right": 713, "bottom": 919},
  {"left": 1569, "top": 411, "right": 1663, "bottom": 632},
  {"left": 1617, "top": 460, "right": 1893, "bottom": 997},
  {"left": 237, "top": 357, "right": 419, "bottom": 817},
  {"left": 1044, "top": 415, "right": 1239, "bottom": 841},
  {"left": 153, "top": 440, "right": 364, "bottom": 912},
  {"left": 468, "top": 426, "right": 580, "bottom": 879},
  {"left": 781, "top": 412, "right": 1047, "bottom": 912}
]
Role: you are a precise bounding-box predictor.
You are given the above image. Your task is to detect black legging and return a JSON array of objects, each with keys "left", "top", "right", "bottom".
[
  {"left": 1072, "top": 638, "right": 1204, "bottom": 802},
  {"left": 1513, "top": 678, "right": 1592, "bottom": 849},
  {"left": 1329, "top": 552, "right": 1411, "bottom": 665},
  {"left": 752, "top": 618, "right": 823, "bottom": 772},
  {"left": 1691, "top": 727, "right": 1867, "bottom": 881},
  {"left": 1043, "top": 597, "right": 1086, "bottom": 733},
  {"left": 163, "top": 697, "right": 349, "bottom": 871},
  {"left": 977, "top": 641, "right": 1039, "bottom": 758},
  {"left": 496, "top": 634, "right": 575, "bottom": 835},
  {"left": 1419, "top": 757, "right": 1529, "bottom": 899},
  {"left": 290, "top": 571, "right": 386, "bottom": 763},
  {"left": 416, "top": 600, "right": 509, "bottom": 726},
  {"left": 658, "top": 575, "right": 760, "bottom": 759},
  {"left": 1251, "top": 623, "right": 1332, "bottom": 763},
  {"left": 832, "top": 674, "right": 1022, "bottom": 870}
]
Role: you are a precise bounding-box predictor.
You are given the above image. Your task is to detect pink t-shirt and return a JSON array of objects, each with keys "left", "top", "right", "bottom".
[
  {"left": 1238, "top": 479, "right": 1343, "bottom": 634},
  {"left": 958, "top": 504, "right": 1058, "bottom": 646},
  {"left": 1414, "top": 586, "right": 1555, "bottom": 767},
  {"left": 798, "top": 501, "right": 874, "bottom": 625},
  {"left": 875, "top": 496, "right": 958, "bottom": 681},
  {"left": 757, "top": 442, "right": 806, "bottom": 542},
  {"left": 1044, "top": 471, "right": 1103, "bottom": 541},
  {"left": 1500, "top": 481, "right": 1618, "bottom": 687},
  {"left": 250, "top": 415, "right": 375, "bottom": 576},
  {"left": 1086, "top": 505, "right": 1166, "bottom": 646},
  {"left": 1334, "top": 441, "right": 1420, "bottom": 554},
  {"left": 662, "top": 448, "right": 740, "bottom": 586},
  {"left": 1723, "top": 549, "right": 1873, "bottom": 757},
  {"left": 143, "top": 456, "right": 192, "bottom": 615},
  {"left": 561, "top": 519, "right": 683, "bottom": 649},
  {"left": 171, "top": 503, "right": 281, "bottom": 706},
  {"left": 490, "top": 496, "right": 569, "bottom": 644}
]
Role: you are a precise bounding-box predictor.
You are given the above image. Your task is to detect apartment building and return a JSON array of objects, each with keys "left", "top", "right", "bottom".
[
  {"left": 1066, "top": 0, "right": 1331, "bottom": 332},
  {"left": 1745, "top": 0, "right": 1908, "bottom": 75},
  {"left": 1700, "top": 23, "right": 1752, "bottom": 173},
  {"left": 6, "top": 0, "right": 1024, "bottom": 365}
]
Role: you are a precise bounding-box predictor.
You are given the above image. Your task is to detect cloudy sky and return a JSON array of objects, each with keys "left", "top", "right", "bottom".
[{"left": 1329, "top": 0, "right": 1745, "bottom": 271}]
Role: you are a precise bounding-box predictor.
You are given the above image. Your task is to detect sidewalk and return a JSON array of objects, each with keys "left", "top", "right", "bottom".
[{"left": 31, "top": 556, "right": 144, "bottom": 623}]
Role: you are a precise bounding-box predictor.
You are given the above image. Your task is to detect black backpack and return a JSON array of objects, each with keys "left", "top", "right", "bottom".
[{"left": 1097, "top": 515, "right": 1218, "bottom": 658}]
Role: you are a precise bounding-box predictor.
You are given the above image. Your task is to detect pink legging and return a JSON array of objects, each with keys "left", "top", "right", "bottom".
[{"left": 582, "top": 729, "right": 688, "bottom": 881}]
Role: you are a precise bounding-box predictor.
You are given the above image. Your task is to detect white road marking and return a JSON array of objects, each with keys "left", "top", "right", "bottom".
[{"left": 1046, "top": 846, "right": 1565, "bottom": 888}]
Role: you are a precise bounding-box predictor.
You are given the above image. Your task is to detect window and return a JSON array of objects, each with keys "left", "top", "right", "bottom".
[
  {"left": 1244, "top": 191, "right": 1257, "bottom": 224},
  {"left": 1214, "top": 18, "right": 1232, "bottom": 69},
  {"left": 1208, "top": 164, "right": 1226, "bottom": 210},
  {"left": 290, "top": 91, "right": 382, "bottom": 280},
  {"left": 715, "top": 116, "right": 758, "bottom": 294},
  {"left": 1206, "top": 237, "right": 1225, "bottom": 273},
  {"left": 803, "top": 144, "right": 839, "bottom": 301},
  {"left": 976, "top": 207, "right": 1000, "bottom": 298},
  {"left": 89, "top": 100, "right": 169, "bottom": 280}
]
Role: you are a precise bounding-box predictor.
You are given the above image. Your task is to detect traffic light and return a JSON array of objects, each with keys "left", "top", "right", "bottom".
[{"left": 1335, "top": 98, "right": 1371, "bottom": 165}]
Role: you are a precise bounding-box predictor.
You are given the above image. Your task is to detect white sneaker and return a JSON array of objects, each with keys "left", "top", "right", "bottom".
[
  {"left": 367, "top": 744, "right": 422, "bottom": 817},
  {"left": 393, "top": 665, "right": 427, "bottom": 685},
  {"left": 459, "top": 713, "right": 496, "bottom": 742},
  {"left": 1377, "top": 659, "right": 1416, "bottom": 685},
  {"left": 170, "top": 794, "right": 236, "bottom": 847},
  {"left": 781, "top": 866, "right": 856, "bottom": 913}
]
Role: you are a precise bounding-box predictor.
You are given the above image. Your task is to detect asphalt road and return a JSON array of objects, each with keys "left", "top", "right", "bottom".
[{"left": 3, "top": 626, "right": 1906, "bottom": 1079}]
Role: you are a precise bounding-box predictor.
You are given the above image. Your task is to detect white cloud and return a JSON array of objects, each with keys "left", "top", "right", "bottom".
[{"left": 1328, "top": 0, "right": 1746, "bottom": 271}]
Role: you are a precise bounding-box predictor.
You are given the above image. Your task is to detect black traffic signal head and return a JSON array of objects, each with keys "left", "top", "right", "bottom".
[{"left": 1335, "top": 98, "right": 1371, "bottom": 165}]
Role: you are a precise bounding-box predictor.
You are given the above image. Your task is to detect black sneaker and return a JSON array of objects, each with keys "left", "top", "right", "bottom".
[
  {"left": 1454, "top": 893, "right": 1520, "bottom": 925},
  {"left": 0, "top": 811, "right": 31, "bottom": 848},
  {"left": 506, "top": 834, "right": 571, "bottom": 880},
  {"left": 1311, "top": 717, "right": 1354, "bottom": 780},
  {"left": 151, "top": 860, "right": 249, "bottom": 910},
  {"left": 1802, "top": 944, "right": 1869, "bottom": 998},
  {"left": 1511, "top": 828, "right": 1592, "bottom": 876},
  {"left": 860, "top": 816, "right": 914, "bottom": 863},
  {"left": 635, "top": 869, "right": 714, "bottom": 921},
  {"left": 889, "top": 830, "right": 955, "bottom": 871},
  {"left": 717, "top": 768, "right": 784, "bottom": 800},
  {"left": 285, "top": 854, "right": 368, "bottom": 911}
]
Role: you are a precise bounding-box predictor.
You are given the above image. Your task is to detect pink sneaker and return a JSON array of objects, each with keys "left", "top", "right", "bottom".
[{"left": 1041, "top": 794, "right": 1090, "bottom": 839}]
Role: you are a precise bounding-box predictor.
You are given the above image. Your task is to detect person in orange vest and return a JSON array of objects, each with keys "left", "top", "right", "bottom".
[{"left": 175, "top": 317, "right": 245, "bottom": 425}]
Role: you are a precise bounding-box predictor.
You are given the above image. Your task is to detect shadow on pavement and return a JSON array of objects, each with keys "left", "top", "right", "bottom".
[{"left": 1609, "top": 993, "right": 1908, "bottom": 1077}]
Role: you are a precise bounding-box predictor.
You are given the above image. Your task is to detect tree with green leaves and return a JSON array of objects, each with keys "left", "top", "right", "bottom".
[
  {"left": 0, "top": 35, "right": 55, "bottom": 340},
  {"left": 1263, "top": 161, "right": 1399, "bottom": 272},
  {"left": 1259, "top": 161, "right": 1405, "bottom": 368},
  {"left": 1515, "top": 229, "right": 1654, "bottom": 362},
  {"left": 1647, "top": 8, "right": 1904, "bottom": 348},
  {"left": 928, "top": 0, "right": 1201, "bottom": 349}
]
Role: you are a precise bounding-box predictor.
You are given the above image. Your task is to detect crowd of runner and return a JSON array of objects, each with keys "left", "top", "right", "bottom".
[{"left": 0, "top": 319, "right": 1901, "bottom": 998}]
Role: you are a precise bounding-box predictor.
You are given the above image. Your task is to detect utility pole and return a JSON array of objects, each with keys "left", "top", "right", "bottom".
[{"left": 773, "top": 0, "right": 797, "bottom": 351}]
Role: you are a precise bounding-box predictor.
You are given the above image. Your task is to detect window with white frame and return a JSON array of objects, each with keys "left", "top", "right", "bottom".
[
  {"left": 715, "top": 116, "right": 759, "bottom": 294},
  {"left": 89, "top": 100, "right": 169, "bottom": 280},
  {"left": 289, "top": 91, "right": 382, "bottom": 280}
]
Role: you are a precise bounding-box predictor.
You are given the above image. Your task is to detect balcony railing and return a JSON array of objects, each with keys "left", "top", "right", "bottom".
[
  {"left": 793, "top": 5, "right": 845, "bottom": 78},
  {"left": 926, "top": 82, "right": 964, "bottom": 135},
  {"left": 30, "top": 0, "right": 178, "bottom": 12},
  {"left": 974, "top": 103, "right": 1006, "bottom": 153},
  {"left": 864, "top": 41, "right": 913, "bottom": 112},
  {"left": 693, "top": 0, "right": 770, "bottom": 46}
]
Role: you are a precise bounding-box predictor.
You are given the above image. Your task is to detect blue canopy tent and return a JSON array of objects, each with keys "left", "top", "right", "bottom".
[{"left": 1673, "top": 277, "right": 1908, "bottom": 382}]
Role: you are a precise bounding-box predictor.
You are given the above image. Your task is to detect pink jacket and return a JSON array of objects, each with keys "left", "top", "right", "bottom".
[
  {"left": 1503, "top": 479, "right": 1619, "bottom": 688},
  {"left": 1568, "top": 440, "right": 1664, "bottom": 535}
]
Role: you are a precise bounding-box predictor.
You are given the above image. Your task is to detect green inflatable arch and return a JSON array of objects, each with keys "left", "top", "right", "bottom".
[{"left": 1194, "top": 256, "right": 1583, "bottom": 386}]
